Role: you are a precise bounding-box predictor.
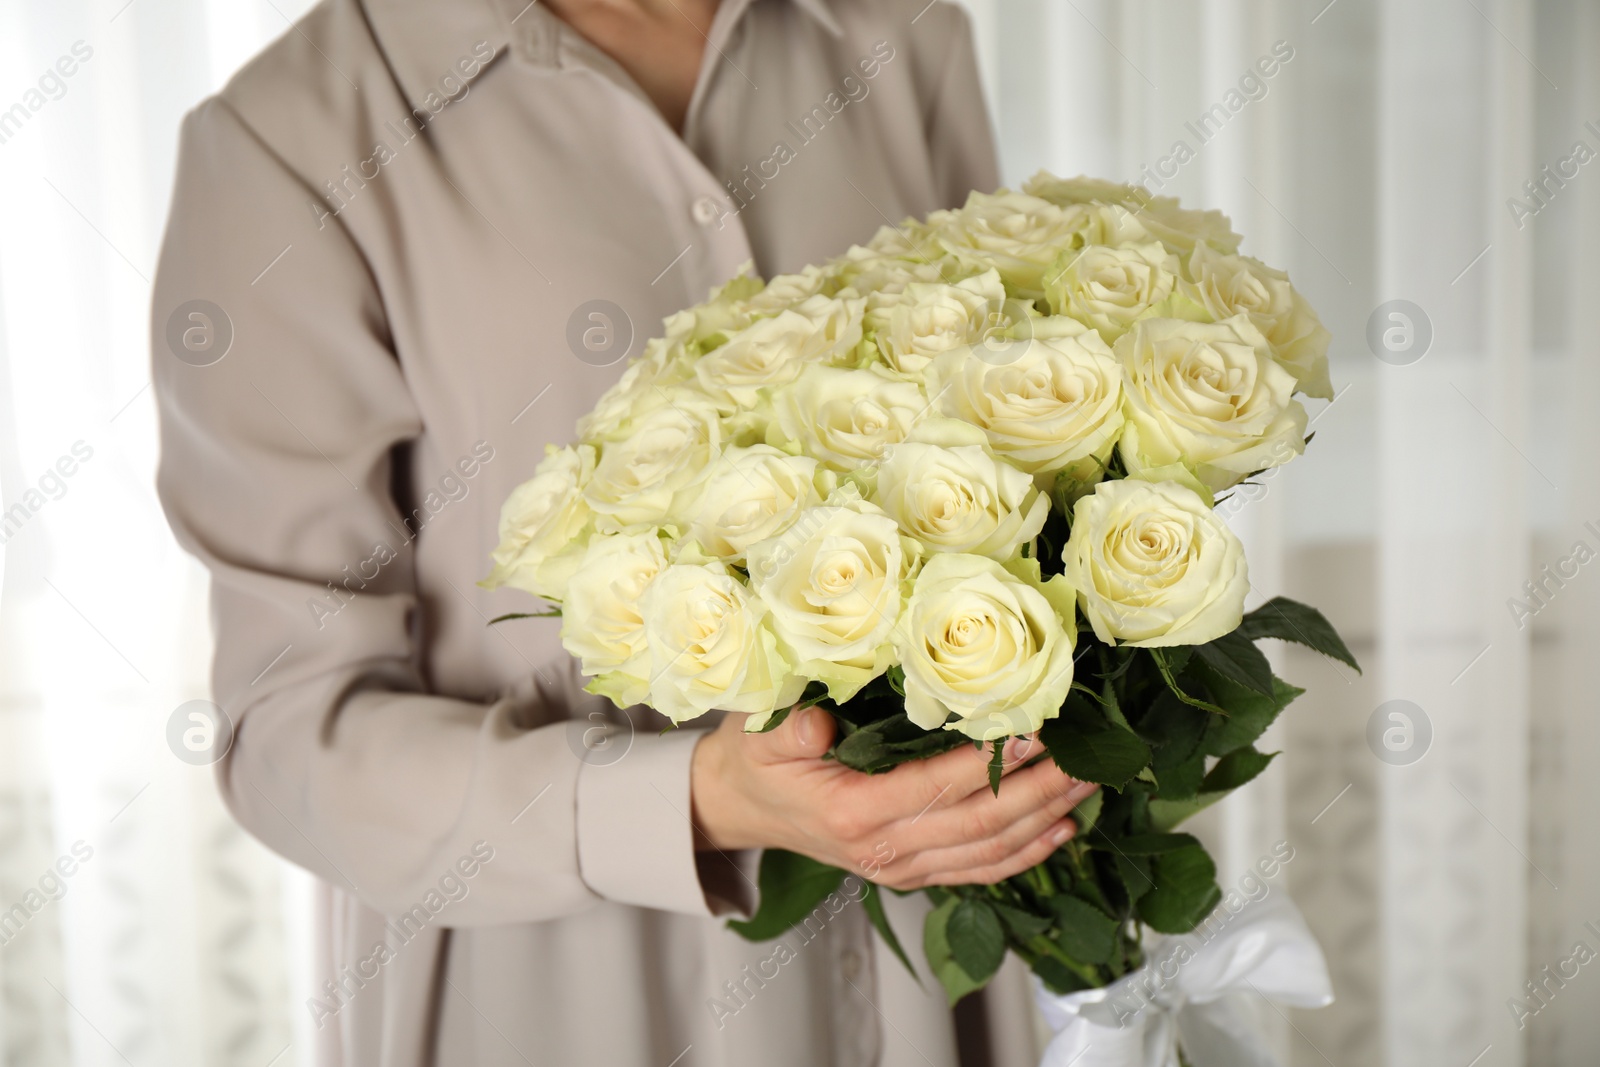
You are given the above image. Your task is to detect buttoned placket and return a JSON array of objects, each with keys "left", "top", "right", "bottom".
[
  {"left": 503, "top": 3, "right": 759, "bottom": 299},
  {"left": 486, "top": 4, "right": 882, "bottom": 1065}
]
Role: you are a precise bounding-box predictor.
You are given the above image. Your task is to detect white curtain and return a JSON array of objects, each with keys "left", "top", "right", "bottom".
[
  {"left": 0, "top": 4, "right": 317, "bottom": 1066},
  {"left": 2, "top": 2, "right": 1595, "bottom": 1067},
  {"left": 957, "top": 1, "right": 1600, "bottom": 1065}
]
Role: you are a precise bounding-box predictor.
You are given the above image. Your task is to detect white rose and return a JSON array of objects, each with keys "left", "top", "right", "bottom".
[
  {"left": 746, "top": 502, "right": 911, "bottom": 701},
  {"left": 661, "top": 270, "right": 764, "bottom": 351},
  {"left": 640, "top": 562, "right": 803, "bottom": 724},
  {"left": 1045, "top": 242, "right": 1179, "bottom": 341},
  {"left": 1116, "top": 315, "right": 1307, "bottom": 492},
  {"left": 1061, "top": 478, "right": 1248, "bottom": 647},
  {"left": 892, "top": 553, "right": 1077, "bottom": 741},
  {"left": 1020, "top": 173, "right": 1151, "bottom": 207},
  {"left": 932, "top": 191, "right": 1098, "bottom": 296},
  {"left": 1021, "top": 171, "right": 1243, "bottom": 255},
  {"left": 771, "top": 364, "right": 929, "bottom": 468},
  {"left": 483, "top": 444, "right": 595, "bottom": 598},
  {"left": 869, "top": 270, "right": 1009, "bottom": 376},
  {"left": 791, "top": 293, "right": 866, "bottom": 363},
  {"left": 861, "top": 219, "right": 939, "bottom": 258},
  {"left": 925, "top": 326, "right": 1125, "bottom": 480},
  {"left": 835, "top": 248, "right": 964, "bottom": 298},
  {"left": 694, "top": 294, "right": 866, "bottom": 411},
  {"left": 683, "top": 445, "right": 825, "bottom": 560},
  {"left": 744, "top": 264, "right": 831, "bottom": 313},
  {"left": 1129, "top": 200, "right": 1243, "bottom": 256},
  {"left": 576, "top": 337, "right": 694, "bottom": 442},
  {"left": 1184, "top": 244, "right": 1332, "bottom": 399},
  {"left": 693, "top": 310, "right": 823, "bottom": 411},
  {"left": 874, "top": 427, "right": 1049, "bottom": 558},
  {"left": 583, "top": 389, "right": 722, "bottom": 530},
  {"left": 1054, "top": 201, "right": 1155, "bottom": 250},
  {"left": 560, "top": 531, "right": 667, "bottom": 706}
]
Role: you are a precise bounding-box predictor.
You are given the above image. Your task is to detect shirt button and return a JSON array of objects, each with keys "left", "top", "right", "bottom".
[
  {"left": 841, "top": 949, "right": 863, "bottom": 979},
  {"left": 691, "top": 196, "right": 723, "bottom": 226}
]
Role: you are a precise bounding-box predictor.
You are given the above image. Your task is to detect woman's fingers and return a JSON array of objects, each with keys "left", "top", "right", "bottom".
[
  {"left": 708, "top": 710, "right": 1092, "bottom": 890},
  {"left": 889, "top": 771, "right": 1100, "bottom": 883},
  {"left": 918, "top": 817, "right": 1082, "bottom": 889},
  {"left": 885, "top": 755, "right": 1087, "bottom": 856},
  {"left": 863, "top": 732, "right": 1047, "bottom": 825},
  {"left": 886, "top": 785, "right": 1086, "bottom": 884},
  {"left": 741, "top": 705, "right": 836, "bottom": 763}
]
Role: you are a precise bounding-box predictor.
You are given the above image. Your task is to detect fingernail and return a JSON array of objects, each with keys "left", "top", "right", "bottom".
[
  {"left": 1004, "top": 736, "right": 1030, "bottom": 763},
  {"left": 1051, "top": 824, "right": 1074, "bottom": 846},
  {"left": 795, "top": 706, "right": 812, "bottom": 746}
]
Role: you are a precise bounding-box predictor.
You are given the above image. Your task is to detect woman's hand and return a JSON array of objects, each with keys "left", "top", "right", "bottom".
[{"left": 689, "top": 705, "right": 1097, "bottom": 890}]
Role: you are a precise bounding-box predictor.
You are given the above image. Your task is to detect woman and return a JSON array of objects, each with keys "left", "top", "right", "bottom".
[{"left": 152, "top": 0, "right": 1096, "bottom": 1064}]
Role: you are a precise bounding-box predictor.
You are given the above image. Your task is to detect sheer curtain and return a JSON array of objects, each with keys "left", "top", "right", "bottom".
[
  {"left": 957, "top": 1, "right": 1600, "bottom": 1065},
  {"left": 2, "top": 2, "right": 1595, "bottom": 1067},
  {"left": 0, "top": 4, "right": 317, "bottom": 1065}
]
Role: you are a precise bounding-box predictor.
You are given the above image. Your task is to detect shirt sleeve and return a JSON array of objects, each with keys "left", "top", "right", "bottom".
[
  {"left": 920, "top": 2, "right": 1001, "bottom": 207},
  {"left": 152, "top": 97, "right": 745, "bottom": 926}
]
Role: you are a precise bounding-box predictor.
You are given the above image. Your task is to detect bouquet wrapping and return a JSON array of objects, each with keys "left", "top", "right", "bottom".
[{"left": 485, "top": 173, "right": 1354, "bottom": 1060}]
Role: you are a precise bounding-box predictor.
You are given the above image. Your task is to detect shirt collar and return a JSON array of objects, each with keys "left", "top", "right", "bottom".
[{"left": 363, "top": 0, "right": 843, "bottom": 112}]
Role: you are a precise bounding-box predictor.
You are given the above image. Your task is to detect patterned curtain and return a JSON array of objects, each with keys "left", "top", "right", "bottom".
[
  {"left": 3, "top": 2, "right": 1596, "bottom": 1066},
  {"left": 0, "top": 3, "right": 315, "bottom": 1065},
  {"left": 956, "top": 1, "right": 1600, "bottom": 1065}
]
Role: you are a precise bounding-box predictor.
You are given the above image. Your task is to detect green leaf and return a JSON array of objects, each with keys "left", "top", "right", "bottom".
[
  {"left": 861, "top": 883, "right": 919, "bottom": 984},
  {"left": 1049, "top": 895, "right": 1119, "bottom": 965},
  {"left": 1069, "top": 788, "right": 1103, "bottom": 835},
  {"left": 1136, "top": 846, "right": 1222, "bottom": 934},
  {"left": 1147, "top": 791, "right": 1228, "bottom": 833},
  {"left": 1151, "top": 750, "right": 1206, "bottom": 800},
  {"left": 1099, "top": 832, "right": 1201, "bottom": 855},
  {"left": 946, "top": 899, "right": 1007, "bottom": 984},
  {"left": 829, "top": 713, "right": 969, "bottom": 774},
  {"left": 1139, "top": 691, "right": 1209, "bottom": 771},
  {"left": 1193, "top": 630, "right": 1275, "bottom": 695},
  {"left": 487, "top": 610, "right": 560, "bottom": 624},
  {"left": 830, "top": 728, "right": 891, "bottom": 769},
  {"left": 1148, "top": 644, "right": 1192, "bottom": 675},
  {"left": 1200, "top": 746, "right": 1278, "bottom": 792},
  {"left": 1148, "top": 649, "right": 1230, "bottom": 716},
  {"left": 1069, "top": 681, "right": 1115, "bottom": 709},
  {"left": 993, "top": 902, "right": 1053, "bottom": 940},
  {"left": 988, "top": 739, "right": 1005, "bottom": 797},
  {"left": 1198, "top": 670, "right": 1303, "bottom": 757},
  {"left": 726, "top": 850, "right": 845, "bottom": 942},
  {"left": 1040, "top": 696, "right": 1153, "bottom": 789},
  {"left": 1083, "top": 845, "right": 1134, "bottom": 910},
  {"left": 1112, "top": 852, "right": 1155, "bottom": 900},
  {"left": 1031, "top": 955, "right": 1096, "bottom": 995},
  {"left": 753, "top": 702, "right": 797, "bottom": 733},
  {"left": 1237, "top": 597, "right": 1361, "bottom": 672},
  {"left": 923, "top": 898, "right": 989, "bottom": 1005},
  {"left": 1100, "top": 678, "right": 1132, "bottom": 730}
]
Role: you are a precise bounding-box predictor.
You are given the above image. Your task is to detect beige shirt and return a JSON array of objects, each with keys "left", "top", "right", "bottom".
[{"left": 152, "top": 0, "right": 1036, "bottom": 1064}]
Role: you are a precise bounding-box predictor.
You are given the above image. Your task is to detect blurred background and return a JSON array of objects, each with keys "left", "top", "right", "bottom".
[{"left": 0, "top": 0, "right": 1595, "bottom": 1065}]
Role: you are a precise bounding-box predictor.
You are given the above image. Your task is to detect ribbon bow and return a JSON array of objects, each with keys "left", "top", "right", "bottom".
[{"left": 1033, "top": 890, "right": 1333, "bottom": 1067}]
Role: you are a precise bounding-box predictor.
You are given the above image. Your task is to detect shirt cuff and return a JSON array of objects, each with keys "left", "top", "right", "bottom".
[{"left": 575, "top": 726, "right": 754, "bottom": 917}]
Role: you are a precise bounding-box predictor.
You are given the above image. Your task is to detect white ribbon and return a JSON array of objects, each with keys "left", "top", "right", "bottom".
[{"left": 1033, "top": 890, "right": 1333, "bottom": 1067}]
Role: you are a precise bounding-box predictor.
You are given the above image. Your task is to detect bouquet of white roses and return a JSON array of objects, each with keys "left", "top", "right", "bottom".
[{"left": 485, "top": 173, "right": 1355, "bottom": 1047}]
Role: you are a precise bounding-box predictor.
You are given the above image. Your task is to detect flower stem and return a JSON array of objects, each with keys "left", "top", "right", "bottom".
[{"left": 1027, "top": 935, "right": 1101, "bottom": 986}]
